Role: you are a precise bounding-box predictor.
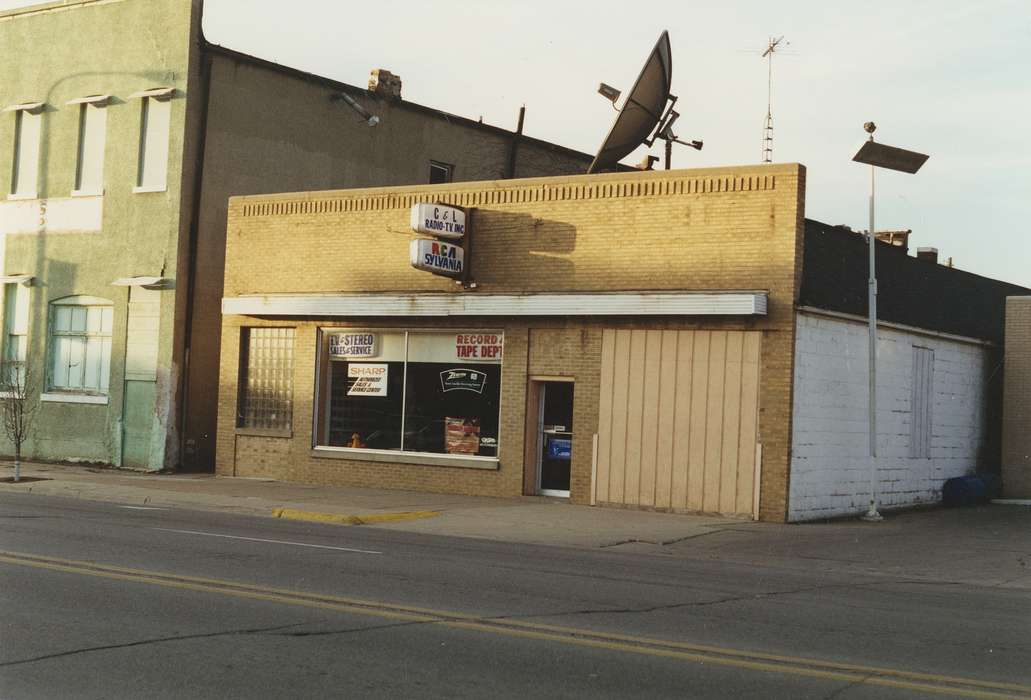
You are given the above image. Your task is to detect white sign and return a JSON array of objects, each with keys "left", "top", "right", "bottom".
[
  {"left": 329, "top": 333, "right": 377, "bottom": 358},
  {"left": 410, "top": 239, "right": 464, "bottom": 278},
  {"left": 410, "top": 203, "right": 466, "bottom": 240},
  {"left": 347, "top": 363, "right": 388, "bottom": 396}
]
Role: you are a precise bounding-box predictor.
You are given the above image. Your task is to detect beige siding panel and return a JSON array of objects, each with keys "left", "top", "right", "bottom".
[
  {"left": 719, "top": 332, "right": 744, "bottom": 514},
  {"left": 622, "top": 330, "right": 647, "bottom": 506},
  {"left": 125, "top": 286, "right": 161, "bottom": 381},
  {"left": 638, "top": 330, "right": 663, "bottom": 507},
  {"left": 655, "top": 331, "right": 679, "bottom": 510},
  {"left": 737, "top": 332, "right": 762, "bottom": 514},
  {"left": 670, "top": 332, "right": 694, "bottom": 510},
  {"left": 607, "top": 330, "right": 632, "bottom": 504},
  {"left": 596, "top": 329, "right": 617, "bottom": 504},
  {"left": 596, "top": 328, "right": 761, "bottom": 518},
  {"left": 687, "top": 332, "right": 711, "bottom": 512}
]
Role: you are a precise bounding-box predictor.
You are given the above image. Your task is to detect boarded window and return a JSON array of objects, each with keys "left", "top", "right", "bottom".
[
  {"left": 74, "top": 103, "right": 107, "bottom": 194},
  {"left": 11, "top": 109, "right": 41, "bottom": 197},
  {"left": 238, "top": 327, "right": 295, "bottom": 431},
  {"left": 49, "top": 299, "right": 113, "bottom": 394},
  {"left": 910, "top": 346, "right": 934, "bottom": 459},
  {"left": 136, "top": 96, "right": 171, "bottom": 191},
  {"left": 3, "top": 283, "right": 29, "bottom": 386}
]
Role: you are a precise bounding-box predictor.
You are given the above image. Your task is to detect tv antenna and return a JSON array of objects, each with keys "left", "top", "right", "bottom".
[
  {"left": 588, "top": 31, "right": 702, "bottom": 174},
  {"left": 760, "top": 36, "right": 787, "bottom": 163}
]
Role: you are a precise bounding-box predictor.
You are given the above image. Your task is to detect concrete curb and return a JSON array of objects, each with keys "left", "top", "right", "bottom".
[{"left": 271, "top": 507, "right": 440, "bottom": 526}]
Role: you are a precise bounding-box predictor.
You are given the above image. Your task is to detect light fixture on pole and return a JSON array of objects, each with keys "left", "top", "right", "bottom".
[{"left": 852, "top": 122, "right": 929, "bottom": 522}]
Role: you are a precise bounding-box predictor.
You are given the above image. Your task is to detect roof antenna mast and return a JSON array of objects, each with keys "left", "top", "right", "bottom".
[{"left": 761, "top": 36, "right": 786, "bottom": 163}]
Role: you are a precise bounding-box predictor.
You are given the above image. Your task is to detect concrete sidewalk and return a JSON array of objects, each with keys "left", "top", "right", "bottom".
[
  {"left": 2, "top": 461, "right": 1029, "bottom": 589},
  {"left": 0, "top": 461, "right": 752, "bottom": 548}
]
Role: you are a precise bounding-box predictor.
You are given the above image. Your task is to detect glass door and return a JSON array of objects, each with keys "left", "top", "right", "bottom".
[{"left": 537, "top": 381, "right": 573, "bottom": 497}]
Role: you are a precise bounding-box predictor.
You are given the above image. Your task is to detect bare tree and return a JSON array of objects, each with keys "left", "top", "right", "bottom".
[{"left": 0, "top": 359, "right": 39, "bottom": 482}]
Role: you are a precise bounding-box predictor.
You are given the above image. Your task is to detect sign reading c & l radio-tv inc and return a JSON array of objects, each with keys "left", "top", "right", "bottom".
[{"left": 410, "top": 203, "right": 466, "bottom": 240}]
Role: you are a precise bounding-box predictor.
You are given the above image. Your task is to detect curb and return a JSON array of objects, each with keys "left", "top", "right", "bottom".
[{"left": 272, "top": 507, "right": 440, "bottom": 526}]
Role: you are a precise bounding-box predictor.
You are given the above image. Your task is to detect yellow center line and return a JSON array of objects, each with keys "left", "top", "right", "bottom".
[{"left": 1, "top": 549, "right": 1028, "bottom": 699}]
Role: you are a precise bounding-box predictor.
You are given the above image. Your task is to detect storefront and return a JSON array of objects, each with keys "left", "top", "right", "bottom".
[{"left": 217, "top": 164, "right": 804, "bottom": 521}]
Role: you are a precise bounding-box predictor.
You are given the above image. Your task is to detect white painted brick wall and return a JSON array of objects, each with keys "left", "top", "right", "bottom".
[{"left": 788, "top": 312, "right": 988, "bottom": 521}]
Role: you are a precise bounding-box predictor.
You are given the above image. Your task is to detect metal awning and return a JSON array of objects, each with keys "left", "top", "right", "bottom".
[
  {"left": 128, "top": 87, "right": 175, "bottom": 100},
  {"left": 0, "top": 274, "right": 34, "bottom": 286},
  {"left": 112, "top": 276, "right": 171, "bottom": 289},
  {"left": 3, "top": 102, "right": 44, "bottom": 113},
  {"left": 222, "top": 291, "right": 768, "bottom": 318},
  {"left": 66, "top": 94, "right": 111, "bottom": 106}
]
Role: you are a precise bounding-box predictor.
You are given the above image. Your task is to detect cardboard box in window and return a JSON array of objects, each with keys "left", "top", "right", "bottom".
[{"left": 445, "top": 417, "right": 480, "bottom": 455}]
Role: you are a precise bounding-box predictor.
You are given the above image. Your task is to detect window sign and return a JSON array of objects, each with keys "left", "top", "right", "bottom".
[
  {"left": 316, "top": 330, "right": 502, "bottom": 458},
  {"left": 410, "top": 203, "right": 465, "bottom": 240},
  {"left": 347, "top": 363, "right": 389, "bottom": 396},
  {"left": 329, "top": 332, "right": 377, "bottom": 359}
]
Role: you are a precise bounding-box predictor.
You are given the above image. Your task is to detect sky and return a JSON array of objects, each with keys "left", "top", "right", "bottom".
[{"left": 4, "top": 0, "right": 1030, "bottom": 286}]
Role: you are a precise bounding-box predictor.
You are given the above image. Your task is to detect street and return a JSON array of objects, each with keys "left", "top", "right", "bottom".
[{"left": 1, "top": 493, "right": 1029, "bottom": 699}]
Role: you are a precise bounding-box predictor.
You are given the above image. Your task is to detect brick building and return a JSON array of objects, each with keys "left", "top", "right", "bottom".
[
  {"left": 1002, "top": 297, "right": 1031, "bottom": 497},
  {"left": 0, "top": 0, "right": 595, "bottom": 473},
  {"left": 216, "top": 164, "right": 1026, "bottom": 522}
]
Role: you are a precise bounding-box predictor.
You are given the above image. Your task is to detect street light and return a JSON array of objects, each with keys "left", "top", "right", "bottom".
[{"left": 852, "top": 123, "right": 929, "bottom": 522}]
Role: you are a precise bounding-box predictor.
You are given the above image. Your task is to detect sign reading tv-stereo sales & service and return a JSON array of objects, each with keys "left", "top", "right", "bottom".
[
  {"left": 329, "top": 332, "right": 377, "bottom": 359},
  {"left": 410, "top": 203, "right": 466, "bottom": 240}
]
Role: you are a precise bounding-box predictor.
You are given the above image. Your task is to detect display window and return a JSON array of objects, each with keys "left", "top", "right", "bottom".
[{"left": 315, "top": 330, "right": 503, "bottom": 459}]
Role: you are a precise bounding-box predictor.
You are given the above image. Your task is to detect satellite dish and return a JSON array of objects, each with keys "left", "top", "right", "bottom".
[{"left": 587, "top": 31, "right": 673, "bottom": 174}]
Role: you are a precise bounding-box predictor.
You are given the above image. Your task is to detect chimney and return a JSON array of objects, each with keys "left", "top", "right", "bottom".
[
  {"left": 369, "top": 69, "right": 402, "bottom": 100},
  {"left": 916, "top": 247, "right": 938, "bottom": 264}
]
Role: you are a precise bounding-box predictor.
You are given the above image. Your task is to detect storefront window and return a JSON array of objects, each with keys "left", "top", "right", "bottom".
[{"left": 315, "top": 330, "right": 503, "bottom": 459}]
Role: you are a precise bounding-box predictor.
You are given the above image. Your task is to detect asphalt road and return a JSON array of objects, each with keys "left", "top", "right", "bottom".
[{"left": 1, "top": 493, "right": 1029, "bottom": 699}]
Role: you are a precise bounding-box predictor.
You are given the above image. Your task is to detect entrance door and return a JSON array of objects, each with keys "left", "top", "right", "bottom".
[{"left": 537, "top": 381, "right": 574, "bottom": 497}]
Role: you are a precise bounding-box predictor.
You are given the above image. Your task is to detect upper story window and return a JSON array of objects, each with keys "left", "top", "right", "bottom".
[
  {"left": 48, "top": 296, "right": 113, "bottom": 395},
  {"left": 68, "top": 95, "right": 110, "bottom": 196},
  {"left": 429, "top": 160, "right": 454, "bottom": 184},
  {"left": 131, "top": 88, "right": 174, "bottom": 193},
  {"left": 6, "top": 102, "right": 44, "bottom": 199}
]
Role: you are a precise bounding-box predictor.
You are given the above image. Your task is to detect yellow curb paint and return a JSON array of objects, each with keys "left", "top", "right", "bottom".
[{"left": 271, "top": 507, "right": 439, "bottom": 526}]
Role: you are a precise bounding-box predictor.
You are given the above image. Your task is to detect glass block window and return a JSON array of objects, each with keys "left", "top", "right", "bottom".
[
  {"left": 49, "top": 298, "right": 113, "bottom": 394},
  {"left": 238, "top": 327, "right": 295, "bottom": 431}
]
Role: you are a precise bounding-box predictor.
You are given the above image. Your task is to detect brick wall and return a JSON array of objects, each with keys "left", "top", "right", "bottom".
[
  {"left": 1002, "top": 297, "right": 1031, "bottom": 496},
  {"left": 218, "top": 165, "right": 805, "bottom": 520},
  {"left": 789, "top": 311, "right": 992, "bottom": 520}
]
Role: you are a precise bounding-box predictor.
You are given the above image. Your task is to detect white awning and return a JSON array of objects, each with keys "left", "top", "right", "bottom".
[
  {"left": 66, "top": 94, "right": 111, "bottom": 106},
  {"left": 3, "top": 102, "right": 44, "bottom": 113},
  {"left": 128, "top": 87, "right": 175, "bottom": 100},
  {"left": 222, "top": 291, "right": 768, "bottom": 318},
  {"left": 0, "top": 274, "right": 34, "bottom": 286},
  {"left": 112, "top": 276, "right": 171, "bottom": 289}
]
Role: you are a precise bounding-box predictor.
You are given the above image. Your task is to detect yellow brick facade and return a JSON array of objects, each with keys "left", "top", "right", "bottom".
[
  {"left": 1002, "top": 296, "right": 1031, "bottom": 496},
  {"left": 218, "top": 164, "right": 806, "bottom": 521}
]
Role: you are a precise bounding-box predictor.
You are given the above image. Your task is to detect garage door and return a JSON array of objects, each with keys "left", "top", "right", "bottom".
[{"left": 595, "top": 329, "right": 761, "bottom": 517}]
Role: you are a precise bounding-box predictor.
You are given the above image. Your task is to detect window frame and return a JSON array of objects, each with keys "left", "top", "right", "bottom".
[
  {"left": 428, "top": 160, "right": 454, "bottom": 184},
  {"left": 312, "top": 328, "right": 503, "bottom": 466},
  {"left": 133, "top": 94, "right": 172, "bottom": 193},
  {"left": 44, "top": 295, "right": 114, "bottom": 399},
  {"left": 2, "top": 282, "right": 30, "bottom": 390},
  {"left": 72, "top": 101, "right": 108, "bottom": 196},
  {"left": 9, "top": 106, "right": 43, "bottom": 200}
]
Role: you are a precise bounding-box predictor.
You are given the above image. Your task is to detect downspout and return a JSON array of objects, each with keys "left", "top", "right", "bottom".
[
  {"left": 505, "top": 105, "right": 525, "bottom": 179},
  {"left": 178, "top": 43, "right": 214, "bottom": 469}
]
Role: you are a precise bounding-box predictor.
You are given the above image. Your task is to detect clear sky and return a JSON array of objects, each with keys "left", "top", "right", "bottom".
[{"left": 4, "top": 0, "right": 1029, "bottom": 286}]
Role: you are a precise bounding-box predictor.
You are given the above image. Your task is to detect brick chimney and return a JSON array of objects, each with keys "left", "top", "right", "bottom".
[
  {"left": 369, "top": 69, "right": 402, "bottom": 100},
  {"left": 916, "top": 247, "right": 938, "bottom": 264}
]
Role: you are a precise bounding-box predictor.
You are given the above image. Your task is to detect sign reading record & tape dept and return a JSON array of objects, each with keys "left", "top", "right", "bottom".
[
  {"left": 410, "top": 239, "right": 464, "bottom": 277},
  {"left": 410, "top": 203, "right": 465, "bottom": 240}
]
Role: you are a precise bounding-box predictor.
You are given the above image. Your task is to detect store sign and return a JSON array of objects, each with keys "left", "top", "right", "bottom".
[
  {"left": 439, "top": 368, "right": 487, "bottom": 394},
  {"left": 410, "top": 203, "right": 466, "bottom": 240},
  {"left": 455, "top": 333, "right": 503, "bottom": 360},
  {"left": 347, "top": 363, "right": 388, "bottom": 396},
  {"left": 410, "top": 239, "right": 464, "bottom": 277},
  {"left": 329, "top": 333, "right": 377, "bottom": 358}
]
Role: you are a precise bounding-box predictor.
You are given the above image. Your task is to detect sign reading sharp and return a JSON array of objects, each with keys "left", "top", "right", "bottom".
[
  {"left": 410, "top": 239, "right": 464, "bottom": 278},
  {"left": 410, "top": 203, "right": 466, "bottom": 240}
]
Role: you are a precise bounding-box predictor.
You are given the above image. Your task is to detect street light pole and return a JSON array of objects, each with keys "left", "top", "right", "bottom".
[{"left": 852, "top": 123, "right": 929, "bottom": 523}]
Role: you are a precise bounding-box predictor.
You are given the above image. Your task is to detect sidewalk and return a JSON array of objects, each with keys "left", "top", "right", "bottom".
[{"left": 2, "top": 461, "right": 1029, "bottom": 589}]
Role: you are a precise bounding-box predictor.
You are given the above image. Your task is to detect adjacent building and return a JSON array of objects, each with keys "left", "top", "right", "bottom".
[
  {"left": 0, "top": 0, "right": 595, "bottom": 471},
  {"left": 1002, "top": 297, "right": 1031, "bottom": 497},
  {"left": 216, "top": 165, "right": 1027, "bottom": 521}
]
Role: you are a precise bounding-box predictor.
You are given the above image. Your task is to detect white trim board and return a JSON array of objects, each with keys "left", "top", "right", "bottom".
[{"left": 223, "top": 292, "right": 768, "bottom": 318}]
